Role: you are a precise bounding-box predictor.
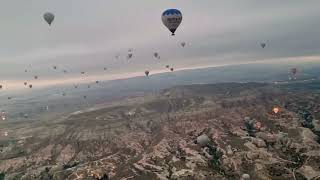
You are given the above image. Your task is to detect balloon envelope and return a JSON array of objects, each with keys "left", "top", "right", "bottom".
[
  {"left": 145, "top": 71, "right": 150, "bottom": 76},
  {"left": 254, "top": 121, "right": 261, "bottom": 130},
  {"left": 273, "top": 107, "right": 279, "bottom": 114},
  {"left": 127, "top": 53, "right": 133, "bottom": 59},
  {"left": 196, "top": 134, "right": 210, "bottom": 147},
  {"left": 291, "top": 68, "right": 297, "bottom": 75},
  {"left": 162, "top": 9, "right": 182, "bottom": 36},
  {"left": 154, "top": 52, "right": 158, "bottom": 58},
  {"left": 44, "top": 12, "right": 55, "bottom": 25},
  {"left": 242, "top": 174, "right": 250, "bottom": 180}
]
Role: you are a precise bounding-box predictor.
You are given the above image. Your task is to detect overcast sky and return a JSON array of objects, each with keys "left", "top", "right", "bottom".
[{"left": 1, "top": 0, "right": 320, "bottom": 89}]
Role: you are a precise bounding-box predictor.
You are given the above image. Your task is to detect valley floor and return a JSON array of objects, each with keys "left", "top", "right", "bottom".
[{"left": 0, "top": 82, "right": 320, "bottom": 180}]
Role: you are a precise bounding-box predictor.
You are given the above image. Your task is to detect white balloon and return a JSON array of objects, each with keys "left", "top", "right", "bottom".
[
  {"left": 196, "top": 134, "right": 210, "bottom": 147},
  {"left": 242, "top": 174, "right": 250, "bottom": 180}
]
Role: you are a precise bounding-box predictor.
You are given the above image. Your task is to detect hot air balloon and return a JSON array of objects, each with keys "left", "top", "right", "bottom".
[
  {"left": 154, "top": 52, "right": 159, "bottom": 58},
  {"left": 145, "top": 70, "right": 150, "bottom": 77},
  {"left": 166, "top": 65, "right": 170, "bottom": 68},
  {"left": 24, "top": 114, "right": 29, "bottom": 119},
  {"left": 195, "top": 134, "right": 210, "bottom": 147},
  {"left": 273, "top": 107, "right": 279, "bottom": 114},
  {"left": 29, "top": 84, "right": 33, "bottom": 88},
  {"left": 181, "top": 42, "right": 186, "bottom": 47},
  {"left": 127, "top": 53, "right": 133, "bottom": 60},
  {"left": 260, "top": 43, "right": 266, "bottom": 48},
  {"left": 242, "top": 174, "right": 250, "bottom": 180},
  {"left": 53, "top": 66, "right": 57, "bottom": 70},
  {"left": 43, "top": 12, "right": 55, "bottom": 26},
  {"left": 24, "top": 82, "right": 27, "bottom": 86},
  {"left": 291, "top": 68, "right": 297, "bottom": 75},
  {"left": 96, "top": 81, "right": 99, "bottom": 84},
  {"left": 170, "top": 68, "right": 174, "bottom": 72},
  {"left": 162, "top": 9, "right": 182, "bottom": 36},
  {"left": 1, "top": 111, "right": 6, "bottom": 121},
  {"left": 34, "top": 76, "right": 38, "bottom": 79},
  {"left": 290, "top": 68, "right": 298, "bottom": 80},
  {"left": 254, "top": 121, "right": 262, "bottom": 131},
  {"left": 127, "top": 49, "right": 133, "bottom": 59}
]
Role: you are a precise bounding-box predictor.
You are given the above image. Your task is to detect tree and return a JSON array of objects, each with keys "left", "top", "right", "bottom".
[
  {"left": 207, "top": 145, "right": 223, "bottom": 170},
  {"left": 0, "top": 173, "right": 5, "bottom": 180}
]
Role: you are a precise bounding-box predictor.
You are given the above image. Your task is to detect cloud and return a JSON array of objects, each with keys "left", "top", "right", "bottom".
[{"left": 2, "top": 54, "right": 320, "bottom": 92}]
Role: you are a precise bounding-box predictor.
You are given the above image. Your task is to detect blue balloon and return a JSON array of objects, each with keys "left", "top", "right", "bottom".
[{"left": 162, "top": 9, "right": 183, "bottom": 36}]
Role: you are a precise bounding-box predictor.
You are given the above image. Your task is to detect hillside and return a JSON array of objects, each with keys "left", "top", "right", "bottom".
[{"left": 0, "top": 81, "right": 320, "bottom": 179}]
